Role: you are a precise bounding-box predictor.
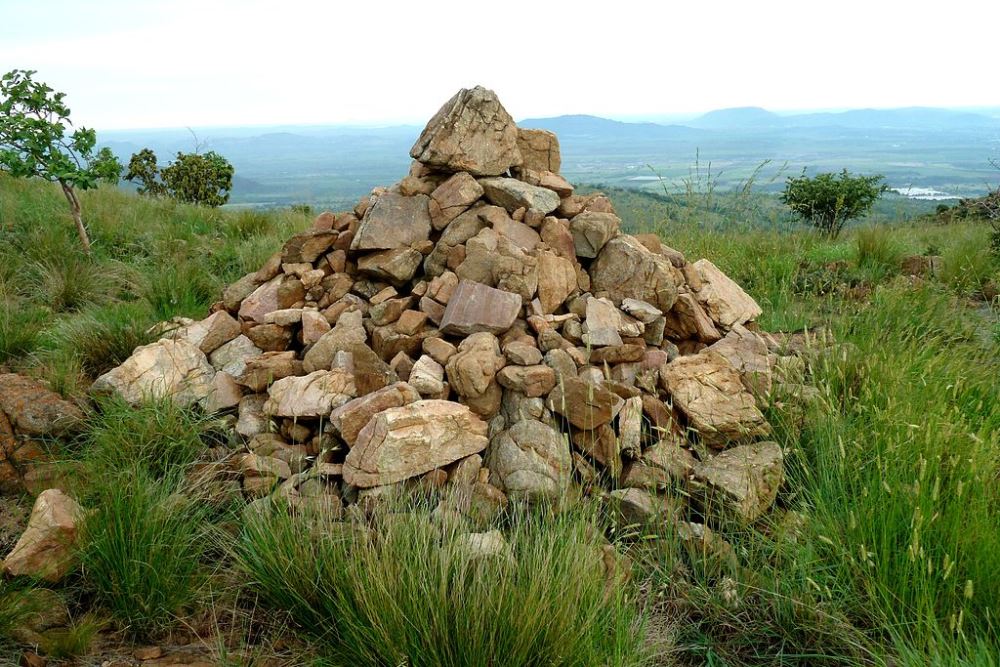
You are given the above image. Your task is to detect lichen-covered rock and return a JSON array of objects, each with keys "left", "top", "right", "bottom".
[
  {"left": 343, "top": 400, "right": 488, "bottom": 488},
  {"left": 92, "top": 339, "right": 215, "bottom": 408},
  {"left": 487, "top": 420, "right": 571, "bottom": 502},
  {"left": 410, "top": 86, "right": 522, "bottom": 176},
  {"left": 659, "top": 352, "right": 769, "bottom": 446}
]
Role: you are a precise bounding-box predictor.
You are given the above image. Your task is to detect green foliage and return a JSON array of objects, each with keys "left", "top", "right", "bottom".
[
  {"left": 233, "top": 504, "right": 648, "bottom": 667},
  {"left": 0, "top": 69, "right": 122, "bottom": 252},
  {"left": 126, "top": 147, "right": 234, "bottom": 207},
  {"left": 781, "top": 169, "right": 886, "bottom": 238},
  {"left": 123, "top": 147, "right": 166, "bottom": 196},
  {"left": 79, "top": 467, "right": 212, "bottom": 638}
]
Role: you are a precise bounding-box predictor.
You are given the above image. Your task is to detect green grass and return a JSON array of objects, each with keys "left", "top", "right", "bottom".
[
  {"left": 79, "top": 467, "right": 213, "bottom": 638},
  {"left": 233, "top": 502, "right": 649, "bottom": 667},
  {"left": 2, "top": 175, "right": 1000, "bottom": 665}
]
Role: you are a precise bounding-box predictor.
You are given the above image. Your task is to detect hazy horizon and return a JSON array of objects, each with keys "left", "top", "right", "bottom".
[{"left": 3, "top": 0, "right": 998, "bottom": 130}]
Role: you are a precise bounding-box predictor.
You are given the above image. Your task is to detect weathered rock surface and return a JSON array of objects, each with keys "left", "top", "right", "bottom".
[
  {"left": 569, "top": 211, "right": 620, "bottom": 258},
  {"left": 264, "top": 370, "right": 356, "bottom": 417},
  {"left": 329, "top": 382, "right": 421, "bottom": 447},
  {"left": 439, "top": 280, "right": 521, "bottom": 336},
  {"left": 690, "top": 259, "right": 762, "bottom": 329},
  {"left": 516, "top": 128, "right": 561, "bottom": 172},
  {"left": 92, "top": 339, "right": 215, "bottom": 407},
  {"left": 591, "top": 235, "right": 678, "bottom": 311},
  {"left": 479, "top": 177, "right": 560, "bottom": 215},
  {"left": 487, "top": 420, "right": 571, "bottom": 502},
  {"left": 2, "top": 489, "right": 83, "bottom": 582},
  {"left": 0, "top": 374, "right": 83, "bottom": 437},
  {"left": 660, "top": 352, "right": 769, "bottom": 446},
  {"left": 352, "top": 193, "right": 432, "bottom": 251},
  {"left": 344, "top": 400, "right": 488, "bottom": 488},
  {"left": 547, "top": 378, "right": 624, "bottom": 431},
  {"left": 410, "top": 86, "right": 522, "bottom": 176},
  {"left": 693, "top": 441, "right": 784, "bottom": 521}
]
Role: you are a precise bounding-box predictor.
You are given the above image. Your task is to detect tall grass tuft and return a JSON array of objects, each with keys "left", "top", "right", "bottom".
[
  {"left": 80, "top": 395, "right": 215, "bottom": 478},
  {"left": 79, "top": 467, "right": 212, "bottom": 638},
  {"left": 233, "top": 503, "right": 649, "bottom": 667},
  {"left": 41, "top": 302, "right": 155, "bottom": 378},
  {"left": 855, "top": 225, "right": 902, "bottom": 278}
]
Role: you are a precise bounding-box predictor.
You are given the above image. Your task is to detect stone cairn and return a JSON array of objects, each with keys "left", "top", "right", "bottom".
[{"left": 92, "top": 87, "right": 801, "bottom": 539}]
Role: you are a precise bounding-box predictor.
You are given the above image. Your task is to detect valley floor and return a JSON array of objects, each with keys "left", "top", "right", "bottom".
[{"left": 2, "top": 176, "right": 999, "bottom": 666}]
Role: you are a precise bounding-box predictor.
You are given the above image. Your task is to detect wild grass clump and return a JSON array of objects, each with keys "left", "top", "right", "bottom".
[
  {"left": 79, "top": 467, "right": 212, "bottom": 638},
  {"left": 41, "top": 302, "right": 155, "bottom": 378},
  {"left": 939, "top": 235, "right": 998, "bottom": 297},
  {"left": 855, "top": 225, "right": 902, "bottom": 278},
  {"left": 26, "top": 256, "right": 135, "bottom": 313},
  {"left": 234, "top": 503, "right": 649, "bottom": 667},
  {"left": 0, "top": 580, "right": 38, "bottom": 651},
  {"left": 80, "top": 395, "right": 216, "bottom": 478},
  {"left": 0, "top": 303, "right": 46, "bottom": 365}
]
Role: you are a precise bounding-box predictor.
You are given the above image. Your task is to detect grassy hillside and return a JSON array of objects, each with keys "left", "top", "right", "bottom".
[{"left": 2, "top": 176, "right": 999, "bottom": 665}]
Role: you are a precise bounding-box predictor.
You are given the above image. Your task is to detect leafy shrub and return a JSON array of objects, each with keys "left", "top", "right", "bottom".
[
  {"left": 781, "top": 169, "right": 886, "bottom": 238},
  {"left": 125, "top": 148, "right": 234, "bottom": 207}
]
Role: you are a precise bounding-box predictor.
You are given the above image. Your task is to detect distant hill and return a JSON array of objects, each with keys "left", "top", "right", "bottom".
[
  {"left": 96, "top": 105, "right": 1000, "bottom": 207},
  {"left": 687, "top": 107, "right": 781, "bottom": 129},
  {"left": 518, "top": 114, "right": 706, "bottom": 140},
  {"left": 688, "top": 106, "right": 999, "bottom": 131}
]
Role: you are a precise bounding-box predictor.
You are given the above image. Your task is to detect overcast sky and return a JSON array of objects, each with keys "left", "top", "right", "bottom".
[{"left": 2, "top": 0, "right": 997, "bottom": 130}]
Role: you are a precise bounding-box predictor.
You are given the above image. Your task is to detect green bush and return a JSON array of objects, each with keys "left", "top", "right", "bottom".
[{"left": 781, "top": 170, "right": 886, "bottom": 238}]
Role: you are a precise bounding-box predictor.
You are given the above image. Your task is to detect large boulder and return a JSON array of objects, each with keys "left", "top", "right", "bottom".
[
  {"left": 591, "top": 235, "right": 678, "bottom": 312},
  {"left": 343, "top": 400, "right": 488, "bottom": 488},
  {"left": 351, "top": 193, "right": 432, "bottom": 251},
  {"left": 487, "top": 420, "right": 571, "bottom": 502},
  {"left": 92, "top": 339, "right": 215, "bottom": 408},
  {"left": 263, "top": 369, "right": 356, "bottom": 417},
  {"left": 329, "top": 382, "right": 421, "bottom": 447},
  {"left": 409, "top": 86, "right": 522, "bottom": 176},
  {"left": 0, "top": 374, "right": 83, "bottom": 437},
  {"left": 689, "top": 259, "right": 762, "bottom": 329},
  {"left": 2, "top": 489, "right": 83, "bottom": 582},
  {"left": 692, "top": 441, "right": 784, "bottom": 521},
  {"left": 659, "top": 352, "right": 770, "bottom": 446}
]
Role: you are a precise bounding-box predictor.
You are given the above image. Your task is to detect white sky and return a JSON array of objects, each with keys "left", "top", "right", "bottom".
[{"left": 1, "top": 0, "right": 997, "bottom": 130}]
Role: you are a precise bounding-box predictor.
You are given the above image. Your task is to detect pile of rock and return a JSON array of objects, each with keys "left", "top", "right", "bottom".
[{"left": 92, "top": 87, "right": 803, "bottom": 535}]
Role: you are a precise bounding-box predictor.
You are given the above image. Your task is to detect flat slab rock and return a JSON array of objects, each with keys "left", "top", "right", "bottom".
[
  {"left": 439, "top": 280, "right": 521, "bottom": 336},
  {"left": 479, "top": 177, "right": 560, "bottom": 215},
  {"left": 343, "top": 400, "right": 488, "bottom": 488},
  {"left": 659, "top": 351, "right": 769, "bottom": 446}
]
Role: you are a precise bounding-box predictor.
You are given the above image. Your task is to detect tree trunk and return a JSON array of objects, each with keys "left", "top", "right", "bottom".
[{"left": 60, "top": 181, "right": 91, "bottom": 255}]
